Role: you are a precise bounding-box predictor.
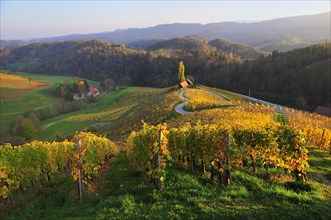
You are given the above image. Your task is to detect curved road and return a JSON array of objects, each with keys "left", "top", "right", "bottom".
[
  {"left": 174, "top": 89, "right": 228, "bottom": 115},
  {"left": 174, "top": 90, "right": 191, "bottom": 115}
]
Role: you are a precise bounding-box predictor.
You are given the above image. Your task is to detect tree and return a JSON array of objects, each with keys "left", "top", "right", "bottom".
[
  {"left": 84, "top": 80, "right": 89, "bottom": 91},
  {"left": 26, "top": 112, "right": 40, "bottom": 127},
  {"left": 104, "top": 78, "right": 115, "bottom": 92},
  {"left": 73, "top": 79, "right": 85, "bottom": 93},
  {"left": 296, "top": 96, "right": 307, "bottom": 109},
  {"left": 78, "top": 80, "right": 85, "bottom": 92},
  {"left": 18, "top": 118, "right": 38, "bottom": 141},
  {"left": 11, "top": 116, "right": 25, "bottom": 136},
  {"left": 11, "top": 117, "right": 38, "bottom": 141},
  {"left": 178, "top": 61, "right": 185, "bottom": 83}
]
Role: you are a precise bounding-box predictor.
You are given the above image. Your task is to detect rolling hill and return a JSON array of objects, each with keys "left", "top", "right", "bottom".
[
  {"left": 147, "top": 35, "right": 209, "bottom": 51},
  {"left": 1, "top": 85, "right": 331, "bottom": 220},
  {"left": 1, "top": 40, "right": 330, "bottom": 110},
  {"left": 0, "top": 40, "right": 29, "bottom": 49},
  {"left": 147, "top": 36, "right": 261, "bottom": 59}
]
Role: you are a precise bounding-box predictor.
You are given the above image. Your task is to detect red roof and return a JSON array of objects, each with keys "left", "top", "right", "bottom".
[
  {"left": 89, "top": 87, "right": 99, "bottom": 93},
  {"left": 316, "top": 106, "right": 331, "bottom": 117},
  {"left": 179, "top": 81, "right": 188, "bottom": 89},
  {"left": 186, "top": 79, "right": 193, "bottom": 85}
]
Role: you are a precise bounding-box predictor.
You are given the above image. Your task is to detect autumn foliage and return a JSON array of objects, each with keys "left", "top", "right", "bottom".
[{"left": 0, "top": 132, "right": 118, "bottom": 199}]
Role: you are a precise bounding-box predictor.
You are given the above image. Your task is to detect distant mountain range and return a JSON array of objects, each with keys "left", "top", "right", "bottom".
[
  {"left": 1, "top": 12, "right": 328, "bottom": 52},
  {"left": 0, "top": 40, "right": 29, "bottom": 49}
]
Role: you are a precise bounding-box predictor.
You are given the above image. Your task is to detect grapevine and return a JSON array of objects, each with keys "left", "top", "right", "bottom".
[{"left": 0, "top": 132, "right": 118, "bottom": 199}]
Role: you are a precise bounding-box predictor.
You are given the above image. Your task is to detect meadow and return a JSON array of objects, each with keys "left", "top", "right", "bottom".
[{"left": 0, "top": 72, "right": 99, "bottom": 138}]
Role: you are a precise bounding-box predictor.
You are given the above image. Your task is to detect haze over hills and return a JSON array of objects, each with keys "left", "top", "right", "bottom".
[
  {"left": 14, "top": 11, "right": 329, "bottom": 52},
  {"left": 0, "top": 40, "right": 29, "bottom": 49}
]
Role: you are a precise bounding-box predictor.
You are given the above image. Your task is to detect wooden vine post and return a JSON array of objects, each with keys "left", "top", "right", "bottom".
[
  {"left": 225, "top": 134, "right": 232, "bottom": 185},
  {"left": 76, "top": 138, "right": 83, "bottom": 204},
  {"left": 157, "top": 130, "right": 163, "bottom": 190}
]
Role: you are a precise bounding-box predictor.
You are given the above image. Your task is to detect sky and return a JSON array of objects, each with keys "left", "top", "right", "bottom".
[{"left": 1, "top": 0, "right": 330, "bottom": 40}]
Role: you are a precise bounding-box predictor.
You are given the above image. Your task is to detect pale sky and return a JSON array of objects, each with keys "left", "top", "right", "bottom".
[{"left": 1, "top": 0, "right": 330, "bottom": 40}]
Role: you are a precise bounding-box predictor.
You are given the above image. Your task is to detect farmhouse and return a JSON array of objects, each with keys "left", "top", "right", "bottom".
[
  {"left": 73, "top": 93, "right": 85, "bottom": 101},
  {"left": 186, "top": 78, "right": 193, "bottom": 86},
  {"left": 179, "top": 81, "right": 189, "bottom": 89},
  {"left": 88, "top": 87, "right": 100, "bottom": 97},
  {"left": 178, "top": 78, "right": 193, "bottom": 90},
  {"left": 73, "top": 87, "right": 100, "bottom": 100}
]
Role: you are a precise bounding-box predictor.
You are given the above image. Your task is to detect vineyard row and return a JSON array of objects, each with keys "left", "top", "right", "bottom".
[
  {"left": 127, "top": 122, "right": 312, "bottom": 189},
  {"left": 0, "top": 132, "right": 119, "bottom": 200}
]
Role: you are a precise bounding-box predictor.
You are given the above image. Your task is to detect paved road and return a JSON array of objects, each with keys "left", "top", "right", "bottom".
[
  {"left": 240, "top": 94, "right": 284, "bottom": 109},
  {"left": 175, "top": 88, "right": 286, "bottom": 115},
  {"left": 200, "top": 87, "right": 279, "bottom": 108},
  {"left": 174, "top": 90, "right": 191, "bottom": 115}
]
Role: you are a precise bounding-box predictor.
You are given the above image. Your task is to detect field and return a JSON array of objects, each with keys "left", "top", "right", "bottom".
[
  {"left": 0, "top": 72, "right": 99, "bottom": 137},
  {"left": 0, "top": 72, "right": 83, "bottom": 101},
  {"left": 38, "top": 86, "right": 180, "bottom": 141},
  {"left": 0, "top": 73, "right": 52, "bottom": 112},
  {"left": 38, "top": 87, "right": 140, "bottom": 140},
  {"left": 0, "top": 80, "right": 330, "bottom": 219}
]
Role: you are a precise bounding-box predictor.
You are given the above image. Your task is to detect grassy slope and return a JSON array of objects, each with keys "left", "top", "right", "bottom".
[
  {"left": 39, "top": 87, "right": 138, "bottom": 140},
  {"left": 0, "top": 72, "right": 100, "bottom": 135},
  {"left": 0, "top": 89, "right": 58, "bottom": 114},
  {"left": 39, "top": 87, "right": 172, "bottom": 140},
  {"left": 2, "top": 86, "right": 331, "bottom": 219},
  {"left": 5, "top": 153, "right": 330, "bottom": 220},
  {"left": 1, "top": 73, "right": 100, "bottom": 114}
]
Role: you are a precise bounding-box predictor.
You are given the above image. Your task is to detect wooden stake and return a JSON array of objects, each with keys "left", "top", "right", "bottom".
[
  {"left": 210, "top": 160, "right": 214, "bottom": 181},
  {"left": 225, "top": 134, "right": 232, "bottom": 185},
  {"left": 76, "top": 138, "right": 83, "bottom": 204},
  {"left": 157, "top": 130, "right": 162, "bottom": 190}
]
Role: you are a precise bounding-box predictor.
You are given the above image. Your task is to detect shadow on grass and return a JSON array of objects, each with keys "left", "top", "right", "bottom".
[{"left": 5, "top": 153, "right": 331, "bottom": 220}]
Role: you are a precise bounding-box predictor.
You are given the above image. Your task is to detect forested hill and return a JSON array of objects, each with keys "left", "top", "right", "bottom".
[
  {"left": 147, "top": 36, "right": 261, "bottom": 59},
  {"left": 0, "top": 39, "right": 252, "bottom": 86},
  {"left": 205, "top": 43, "right": 331, "bottom": 110},
  {"left": 0, "top": 40, "right": 330, "bottom": 110}
]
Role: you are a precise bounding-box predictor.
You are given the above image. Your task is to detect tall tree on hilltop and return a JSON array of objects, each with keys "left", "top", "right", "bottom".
[{"left": 178, "top": 61, "right": 185, "bottom": 83}]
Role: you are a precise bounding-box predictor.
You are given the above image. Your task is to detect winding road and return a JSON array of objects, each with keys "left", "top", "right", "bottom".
[
  {"left": 174, "top": 90, "right": 191, "bottom": 115},
  {"left": 174, "top": 88, "right": 285, "bottom": 115},
  {"left": 174, "top": 89, "right": 227, "bottom": 115}
]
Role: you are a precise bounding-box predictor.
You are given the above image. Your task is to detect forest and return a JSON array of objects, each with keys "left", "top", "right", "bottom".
[{"left": 0, "top": 39, "right": 330, "bottom": 110}]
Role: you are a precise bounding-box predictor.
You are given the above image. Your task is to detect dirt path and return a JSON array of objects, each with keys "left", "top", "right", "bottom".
[
  {"left": 0, "top": 103, "right": 58, "bottom": 116},
  {"left": 40, "top": 122, "right": 58, "bottom": 131}
]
